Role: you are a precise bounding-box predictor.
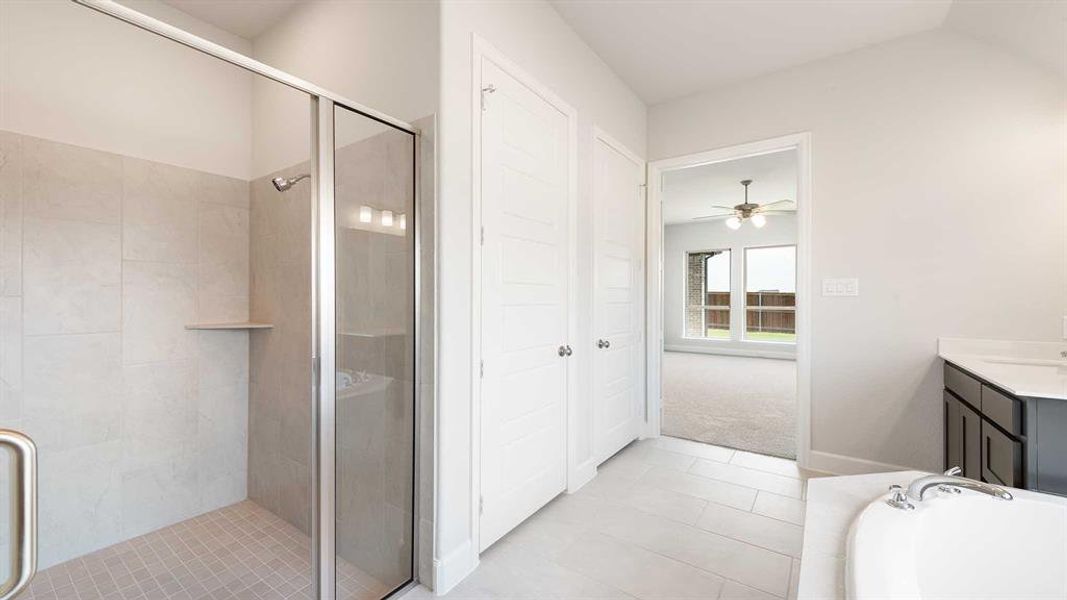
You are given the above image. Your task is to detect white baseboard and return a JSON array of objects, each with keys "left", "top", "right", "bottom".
[
  {"left": 568, "top": 458, "right": 598, "bottom": 493},
  {"left": 432, "top": 540, "right": 478, "bottom": 596},
  {"left": 664, "top": 344, "right": 795, "bottom": 361},
  {"left": 805, "top": 450, "right": 910, "bottom": 476}
]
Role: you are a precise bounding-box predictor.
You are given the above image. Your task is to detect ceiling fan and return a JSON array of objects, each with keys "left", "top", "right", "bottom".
[{"left": 693, "top": 179, "right": 795, "bottom": 230}]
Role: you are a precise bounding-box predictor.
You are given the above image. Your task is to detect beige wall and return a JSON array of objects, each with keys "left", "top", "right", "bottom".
[
  {"left": 0, "top": 130, "right": 250, "bottom": 569},
  {"left": 436, "top": 0, "right": 647, "bottom": 589},
  {"left": 250, "top": 0, "right": 438, "bottom": 178},
  {"left": 0, "top": 0, "right": 253, "bottom": 180},
  {"left": 649, "top": 29, "right": 1067, "bottom": 472}
]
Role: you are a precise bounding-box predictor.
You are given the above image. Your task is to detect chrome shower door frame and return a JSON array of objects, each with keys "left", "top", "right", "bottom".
[
  {"left": 310, "top": 96, "right": 337, "bottom": 600},
  {"left": 313, "top": 103, "right": 423, "bottom": 600}
]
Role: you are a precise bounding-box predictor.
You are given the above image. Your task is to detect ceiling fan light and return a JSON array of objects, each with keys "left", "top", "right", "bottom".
[
  {"left": 751, "top": 213, "right": 767, "bottom": 228},
  {"left": 725, "top": 216, "right": 742, "bottom": 230}
]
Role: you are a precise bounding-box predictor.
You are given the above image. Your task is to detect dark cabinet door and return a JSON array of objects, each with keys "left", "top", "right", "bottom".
[
  {"left": 959, "top": 399, "right": 982, "bottom": 479},
  {"left": 944, "top": 391, "right": 962, "bottom": 472},
  {"left": 982, "top": 420, "right": 1022, "bottom": 488}
]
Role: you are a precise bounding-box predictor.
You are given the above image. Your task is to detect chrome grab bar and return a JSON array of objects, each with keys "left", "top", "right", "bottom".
[{"left": 0, "top": 430, "right": 36, "bottom": 600}]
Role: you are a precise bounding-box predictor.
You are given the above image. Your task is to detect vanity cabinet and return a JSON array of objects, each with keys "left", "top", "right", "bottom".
[
  {"left": 944, "top": 363, "right": 1024, "bottom": 487},
  {"left": 943, "top": 361, "right": 1067, "bottom": 495}
]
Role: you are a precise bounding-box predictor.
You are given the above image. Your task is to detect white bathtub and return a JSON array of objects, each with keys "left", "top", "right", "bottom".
[{"left": 847, "top": 485, "right": 1067, "bottom": 599}]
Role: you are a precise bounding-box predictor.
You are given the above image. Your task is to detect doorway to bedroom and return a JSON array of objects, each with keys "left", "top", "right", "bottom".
[{"left": 658, "top": 148, "right": 800, "bottom": 460}]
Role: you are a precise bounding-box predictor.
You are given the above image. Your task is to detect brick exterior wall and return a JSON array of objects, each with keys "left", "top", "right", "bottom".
[{"left": 685, "top": 252, "right": 709, "bottom": 337}]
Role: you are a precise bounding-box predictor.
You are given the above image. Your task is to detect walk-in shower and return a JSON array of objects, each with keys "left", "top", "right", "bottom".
[{"left": 0, "top": 1, "right": 428, "bottom": 599}]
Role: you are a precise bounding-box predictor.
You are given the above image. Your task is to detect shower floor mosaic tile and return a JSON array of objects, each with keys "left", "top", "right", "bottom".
[{"left": 19, "top": 501, "right": 390, "bottom": 600}]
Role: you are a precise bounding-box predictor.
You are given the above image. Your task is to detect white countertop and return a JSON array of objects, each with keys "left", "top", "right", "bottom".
[{"left": 938, "top": 337, "right": 1067, "bottom": 401}]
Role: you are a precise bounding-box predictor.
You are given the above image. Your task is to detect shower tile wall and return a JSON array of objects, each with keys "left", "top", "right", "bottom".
[
  {"left": 248, "top": 162, "right": 313, "bottom": 534},
  {"left": 0, "top": 130, "right": 251, "bottom": 569}
]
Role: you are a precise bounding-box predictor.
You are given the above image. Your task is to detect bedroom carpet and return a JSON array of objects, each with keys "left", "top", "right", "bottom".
[{"left": 662, "top": 351, "right": 797, "bottom": 459}]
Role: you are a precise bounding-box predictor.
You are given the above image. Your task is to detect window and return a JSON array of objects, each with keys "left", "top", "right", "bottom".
[
  {"left": 744, "top": 246, "right": 797, "bottom": 343},
  {"left": 685, "top": 250, "right": 730, "bottom": 339}
]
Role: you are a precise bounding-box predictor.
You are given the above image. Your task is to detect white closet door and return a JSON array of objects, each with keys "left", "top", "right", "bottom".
[
  {"left": 479, "top": 59, "right": 569, "bottom": 551},
  {"left": 592, "top": 134, "right": 645, "bottom": 464}
]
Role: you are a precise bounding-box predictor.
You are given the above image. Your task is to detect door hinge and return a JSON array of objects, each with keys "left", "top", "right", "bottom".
[
  {"left": 479, "top": 495, "right": 484, "bottom": 515},
  {"left": 480, "top": 226, "right": 485, "bottom": 246},
  {"left": 480, "top": 84, "right": 496, "bottom": 112},
  {"left": 480, "top": 360, "right": 484, "bottom": 378}
]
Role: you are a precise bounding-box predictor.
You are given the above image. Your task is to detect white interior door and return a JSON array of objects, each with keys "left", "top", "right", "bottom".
[
  {"left": 593, "top": 134, "right": 645, "bottom": 464},
  {"left": 479, "top": 59, "right": 569, "bottom": 551}
]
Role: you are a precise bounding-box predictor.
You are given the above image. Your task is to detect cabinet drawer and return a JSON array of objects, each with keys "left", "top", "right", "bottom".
[
  {"left": 944, "top": 363, "right": 981, "bottom": 409},
  {"left": 981, "top": 385, "right": 1023, "bottom": 437},
  {"left": 982, "top": 420, "right": 1022, "bottom": 488}
]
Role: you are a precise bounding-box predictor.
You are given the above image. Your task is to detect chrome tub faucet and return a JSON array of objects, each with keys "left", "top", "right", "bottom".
[{"left": 887, "top": 467, "right": 1013, "bottom": 510}]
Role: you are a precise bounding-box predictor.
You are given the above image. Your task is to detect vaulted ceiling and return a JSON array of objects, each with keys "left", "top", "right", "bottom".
[
  {"left": 550, "top": 0, "right": 1065, "bottom": 105},
  {"left": 550, "top": 0, "right": 954, "bottom": 104}
]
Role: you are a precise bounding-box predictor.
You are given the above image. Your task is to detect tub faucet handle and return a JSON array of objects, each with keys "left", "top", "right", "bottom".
[
  {"left": 937, "top": 466, "right": 964, "bottom": 494},
  {"left": 887, "top": 484, "right": 914, "bottom": 511}
]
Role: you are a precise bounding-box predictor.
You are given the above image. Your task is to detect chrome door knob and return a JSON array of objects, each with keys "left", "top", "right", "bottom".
[
  {"left": 565, "top": 345, "right": 573, "bottom": 356},
  {"left": 597, "top": 339, "right": 610, "bottom": 349},
  {"left": 558, "top": 345, "right": 567, "bottom": 357}
]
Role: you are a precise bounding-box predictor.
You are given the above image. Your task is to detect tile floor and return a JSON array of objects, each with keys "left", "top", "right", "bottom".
[
  {"left": 19, "top": 501, "right": 389, "bottom": 600},
  {"left": 23, "top": 437, "right": 814, "bottom": 600},
  {"left": 405, "top": 436, "right": 820, "bottom": 600}
]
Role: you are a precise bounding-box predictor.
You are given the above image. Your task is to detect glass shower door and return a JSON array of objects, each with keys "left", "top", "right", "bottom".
[{"left": 331, "top": 105, "right": 416, "bottom": 599}]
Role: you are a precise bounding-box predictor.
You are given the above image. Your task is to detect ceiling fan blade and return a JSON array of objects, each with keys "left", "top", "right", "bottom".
[
  {"left": 759, "top": 199, "right": 794, "bottom": 208},
  {"left": 708, "top": 205, "right": 737, "bottom": 211},
  {"left": 691, "top": 214, "right": 732, "bottom": 221},
  {"left": 757, "top": 210, "right": 796, "bottom": 215}
]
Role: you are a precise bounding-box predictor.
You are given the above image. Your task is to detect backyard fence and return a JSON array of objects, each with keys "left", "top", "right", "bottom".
[
  {"left": 743, "top": 291, "right": 796, "bottom": 334},
  {"left": 699, "top": 291, "right": 796, "bottom": 334}
]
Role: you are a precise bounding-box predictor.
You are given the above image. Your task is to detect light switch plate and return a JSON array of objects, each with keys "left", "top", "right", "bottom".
[{"left": 822, "top": 278, "right": 859, "bottom": 296}]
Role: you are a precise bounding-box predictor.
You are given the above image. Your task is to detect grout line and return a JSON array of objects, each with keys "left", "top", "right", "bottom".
[
  {"left": 595, "top": 524, "right": 792, "bottom": 599},
  {"left": 686, "top": 517, "right": 801, "bottom": 560}
]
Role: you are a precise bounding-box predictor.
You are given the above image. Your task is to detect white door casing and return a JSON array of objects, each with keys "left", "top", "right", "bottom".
[
  {"left": 644, "top": 132, "right": 813, "bottom": 467},
  {"left": 477, "top": 58, "right": 569, "bottom": 552},
  {"left": 592, "top": 131, "right": 645, "bottom": 464}
]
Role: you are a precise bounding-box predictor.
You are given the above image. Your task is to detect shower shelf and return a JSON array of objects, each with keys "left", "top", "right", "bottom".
[{"left": 185, "top": 322, "right": 274, "bottom": 330}]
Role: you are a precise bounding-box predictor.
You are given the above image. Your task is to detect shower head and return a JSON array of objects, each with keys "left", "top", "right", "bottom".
[{"left": 272, "top": 173, "right": 310, "bottom": 192}]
